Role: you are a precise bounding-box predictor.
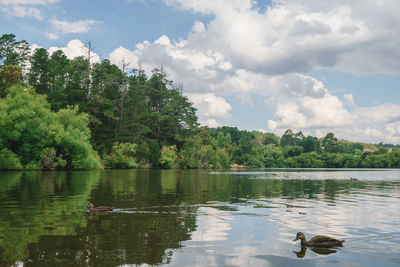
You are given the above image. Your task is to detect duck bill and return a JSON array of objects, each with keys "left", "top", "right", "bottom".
[{"left": 293, "top": 237, "right": 299, "bottom": 241}]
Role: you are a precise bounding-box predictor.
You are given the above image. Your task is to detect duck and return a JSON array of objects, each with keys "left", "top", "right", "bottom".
[
  {"left": 350, "top": 177, "right": 359, "bottom": 181},
  {"left": 87, "top": 203, "right": 114, "bottom": 212},
  {"left": 293, "top": 232, "right": 345, "bottom": 248}
]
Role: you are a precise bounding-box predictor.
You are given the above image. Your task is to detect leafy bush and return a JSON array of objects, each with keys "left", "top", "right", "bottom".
[
  {"left": 0, "top": 148, "right": 22, "bottom": 170},
  {"left": 40, "top": 147, "right": 67, "bottom": 170},
  {"left": 215, "top": 148, "right": 230, "bottom": 169},
  {"left": 160, "top": 145, "right": 177, "bottom": 169},
  {"left": 0, "top": 85, "right": 102, "bottom": 170},
  {"left": 104, "top": 142, "right": 138, "bottom": 169}
]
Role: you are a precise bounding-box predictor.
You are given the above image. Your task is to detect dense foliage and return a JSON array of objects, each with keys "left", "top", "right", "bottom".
[
  {"left": 0, "top": 85, "right": 102, "bottom": 170},
  {"left": 1, "top": 33, "right": 400, "bottom": 170}
]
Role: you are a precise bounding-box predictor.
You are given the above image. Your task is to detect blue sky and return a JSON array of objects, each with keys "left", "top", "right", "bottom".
[{"left": 1, "top": 0, "right": 400, "bottom": 144}]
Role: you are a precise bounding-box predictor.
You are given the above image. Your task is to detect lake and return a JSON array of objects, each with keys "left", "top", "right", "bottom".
[{"left": 0, "top": 169, "right": 400, "bottom": 266}]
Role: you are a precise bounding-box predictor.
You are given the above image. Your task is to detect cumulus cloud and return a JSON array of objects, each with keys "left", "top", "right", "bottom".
[
  {"left": 0, "top": 0, "right": 58, "bottom": 20},
  {"left": 109, "top": 46, "right": 139, "bottom": 69},
  {"left": 1, "top": 5, "right": 42, "bottom": 19},
  {"left": 105, "top": 0, "right": 400, "bottom": 143},
  {"left": 49, "top": 17, "right": 101, "bottom": 34},
  {"left": 48, "top": 39, "right": 101, "bottom": 64},
  {"left": 324, "top": 103, "right": 400, "bottom": 144},
  {"left": 165, "top": 0, "right": 400, "bottom": 76},
  {"left": 343, "top": 94, "right": 355, "bottom": 107},
  {"left": 186, "top": 93, "right": 232, "bottom": 127}
]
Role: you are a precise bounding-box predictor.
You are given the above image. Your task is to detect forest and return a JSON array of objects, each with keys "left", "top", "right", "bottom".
[{"left": 1, "top": 33, "right": 400, "bottom": 170}]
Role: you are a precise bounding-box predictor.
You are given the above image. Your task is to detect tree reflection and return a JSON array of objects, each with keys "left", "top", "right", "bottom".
[{"left": 24, "top": 210, "right": 197, "bottom": 266}]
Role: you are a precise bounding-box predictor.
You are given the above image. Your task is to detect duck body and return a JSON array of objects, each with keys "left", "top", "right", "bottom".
[
  {"left": 294, "top": 232, "right": 345, "bottom": 248},
  {"left": 87, "top": 203, "right": 114, "bottom": 212}
]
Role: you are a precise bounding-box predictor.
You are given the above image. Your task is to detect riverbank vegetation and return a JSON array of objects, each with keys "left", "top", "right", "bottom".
[{"left": 1, "top": 33, "right": 400, "bottom": 170}]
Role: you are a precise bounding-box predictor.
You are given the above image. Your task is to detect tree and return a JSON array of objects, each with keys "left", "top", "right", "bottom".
[
  {"left": 160, "top": 145, "right": 178, "bottom": 169},
  {"left": 263, "top": 133, "right": 280, "bottom": 146},
  {"left": 144, "top": 68, "right": 198, "bottom": 146},
  {"left": 208, "top": 126, "right": 242, "bottom": 144},
  {"left": 215, "top": 148, "right": 231, "bottom": 169},
  {"left": 88, "top": 59, "right": 124, "bottom": 153},
  {"left": 292, "top": 152, "right": 324, "bottom": 168},
  {"left": 233, "top": 131, "right": 254, "bottom": 165},
  {"left": 322, "top": 132, "right": 339, "bottom": 153},
  {"left": 281, "top": 129, "right": 303, "bottom": 147},
  {"left": 0, "top": 85, "right": 102, "bottom": 170},
  {"left": 0, "top": 34, "right": 30, "bottom": 67},
  {"left": 103, "top": 142, "right": 138, "bottom": 169},
  {"left": 0, "top": 65, "right": 23, "bottom": 97},
  {"left": 302, "top": 135, "right": 321, "bottom": 153},
  {"left": 283, "top": 146, "right": 304, "bottom": 158},
  {"left": 217, "top": 132, "right": 232, "bottom": 149}
]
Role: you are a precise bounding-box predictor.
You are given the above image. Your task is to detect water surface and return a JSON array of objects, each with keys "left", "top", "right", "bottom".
[{"left": 0, "top": 169, "right": 399, "bottom": 266}]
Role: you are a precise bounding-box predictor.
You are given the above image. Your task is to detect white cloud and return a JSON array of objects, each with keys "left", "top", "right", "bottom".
[
  {"left": 0, "top": 0, "right": 59, "bottom": 20},
  {"left": 49, "top": 17, "right": 101, "bottom": 34},
  {"left": 102, "top": 0, "right": 400, "bottom": 143},
  {"left": 1, "top": 5, "right": 42, "bottom": 19},
  {"left": 343, "top": 93, "right": 355, "bottom": 107},
  {"left": 108, "top": 46, "right": 139, "bottom": 70},
  {"left": 186, "top": 93, "right": 232, "bottom": 127},
  {"left": 45, "top": 33, "right": 58, "bottom": 40},
  {"left": 48, "top": 39, "right": 101, "bottom": 64},
  {"left": 165, "top": 0, "right": 400, "bottom": 75}
]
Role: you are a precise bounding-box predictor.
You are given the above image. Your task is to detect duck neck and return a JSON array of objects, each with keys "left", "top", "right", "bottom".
[{"left": 300, "top": 238, "right": 308, "bottom": 246}]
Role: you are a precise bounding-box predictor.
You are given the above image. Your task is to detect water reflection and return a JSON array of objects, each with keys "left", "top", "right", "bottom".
[
  {"left": 0, "top": 169, "right": 400, "bottom": 266},
  {"left": 293, "top": 245, "right": 337, "bottom": 258}
]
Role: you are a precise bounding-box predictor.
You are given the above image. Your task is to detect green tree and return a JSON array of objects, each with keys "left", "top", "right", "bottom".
[
  {"left": 88, "top": 59, "right": 124, "bottom": 153},
  {"left": 263, "top": 132, "right": 280, "bottom": 145},
  {"left": 0, "top": 33, "right": 30, "bottom": 67},
  {"left": 302, "top": 135, "right": 321, "bottom": 153},
  {"left": 215, "top": 148, "right": 231, "bottom": 169},
  {"left": 233, "top": 131, "right": 254, "bottom": 165},
  {"left": 160, "top": 145, "right": 178, "bottom": 169},
  {"left": 103, "top": 142, "right": 138, "bottom": 169},
  {"left": 0, "top": 85, "right": 102, "bottom": 170},
  {"left": 0, "top": 148, "right": 23, "bottom": 169},
  {"left": 388, "top": 149, "right": 400, "bottom": 168},
  {"left": 292, "top": 152, "right": 324, "bottom": 168},
  {"left": 0, "top": 65, "right": 23, "bottom": 97},
  {"left": 322, "top": 132, "right": 339, "bottom": 153},
  {"left": 283, "top": 145, "right": 304, "bottom": 158},
  {"left": 281, "top": 129, "right": 303, "bottom": 147},
  {"left": 28, "top": 48, "right": 51, "bottom": 95}
]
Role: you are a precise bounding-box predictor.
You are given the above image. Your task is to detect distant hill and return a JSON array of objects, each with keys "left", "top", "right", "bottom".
[{"left": 338, "top": 139, "right": 379, "bottom": 153}]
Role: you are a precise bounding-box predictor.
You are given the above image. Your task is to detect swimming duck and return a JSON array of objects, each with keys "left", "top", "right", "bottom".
[
  {"left": 293, "top": 232, "right": 345, "bottom": 248},
  {"left": 87, "top": 203, "right": 114, "bottom": 212}
]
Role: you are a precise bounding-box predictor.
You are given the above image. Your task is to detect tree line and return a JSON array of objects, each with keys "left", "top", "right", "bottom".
[{"left": 1, "top": 33, "right": 399, "bottom": 170}]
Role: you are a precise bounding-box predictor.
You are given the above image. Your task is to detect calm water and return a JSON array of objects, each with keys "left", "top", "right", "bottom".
[{"left": 1, "top": 169, "right": 400, "bottom": 267}]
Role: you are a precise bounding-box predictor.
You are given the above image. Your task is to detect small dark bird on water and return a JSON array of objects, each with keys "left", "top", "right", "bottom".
[
  {"left": 293, "top": 232, "right": 345, "bottom": 248},
  {"left": 350, "top": 177, "right": 359, "bottom": 181},
  {"left": 87, "top": 203, "right": 114, "bottom": 212}
]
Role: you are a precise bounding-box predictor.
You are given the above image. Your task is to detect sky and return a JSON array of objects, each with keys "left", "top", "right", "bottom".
[{"left": 1, "top": 0, "right": 400, "bottom": 144}]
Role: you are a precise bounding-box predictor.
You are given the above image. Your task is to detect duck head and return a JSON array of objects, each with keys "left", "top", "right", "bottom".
[
  {"left": 293, "top": 232, "right": 305, "bottom": 241},
  {"left": 87, "top": 203, "right": 94, "bottom": 209}
]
